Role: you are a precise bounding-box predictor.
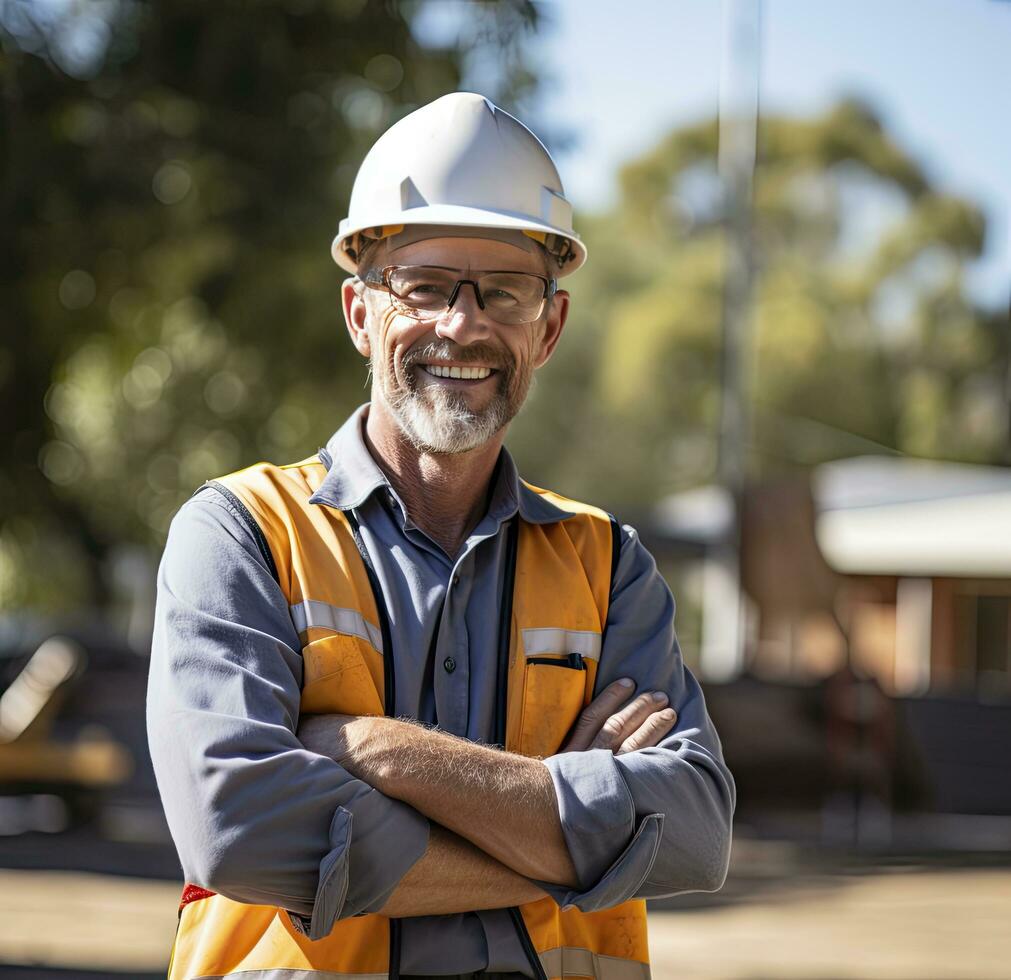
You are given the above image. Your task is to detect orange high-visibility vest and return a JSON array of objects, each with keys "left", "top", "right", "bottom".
[{"left": 168, "top": 455, "right": 651, "bottom": 980}]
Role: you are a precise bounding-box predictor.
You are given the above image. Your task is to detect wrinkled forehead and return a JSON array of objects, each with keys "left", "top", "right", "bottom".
[{"left": 384, "top": 225, "right": 546, "bottom": 272}]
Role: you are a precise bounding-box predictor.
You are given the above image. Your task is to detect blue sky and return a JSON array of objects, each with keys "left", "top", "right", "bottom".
[{"left": 529, "top": 0, "right": 1010, "bottom": 310}]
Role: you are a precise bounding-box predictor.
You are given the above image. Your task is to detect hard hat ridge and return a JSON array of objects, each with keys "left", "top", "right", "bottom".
[{"left": 333, "top": 92, "right": 586, "bottom": 277}]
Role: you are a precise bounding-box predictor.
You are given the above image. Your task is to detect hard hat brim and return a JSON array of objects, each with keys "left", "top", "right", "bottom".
[{"left": 333, "top": 204, "right": 587, "bottom": 278}]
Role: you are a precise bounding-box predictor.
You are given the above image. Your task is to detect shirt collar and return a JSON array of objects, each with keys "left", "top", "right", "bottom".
[{"left": 309, "top": 404, "right": 573, "bottom": 526}]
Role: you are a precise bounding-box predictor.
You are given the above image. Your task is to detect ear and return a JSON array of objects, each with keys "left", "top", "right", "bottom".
[
  {"left": 532, "top": 289, "right": 570, "bottom": 369},
  {"left": 342, "top": 277, "right": 371, "bottom": 359}
]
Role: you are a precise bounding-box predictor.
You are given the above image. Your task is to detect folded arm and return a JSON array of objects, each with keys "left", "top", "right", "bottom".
[
  {"left": 542, "top": 524, "right": 737, "bottom": 909},
  {"left": 299, "top": 712, "right": 579, "bottom": 886},
  {"left": 379, "top": 825, "right": 546, "bottom": 917},
  {"left": 302, "top": 523, "right": 735, "bottom": 915},
  {"left": 299, "top": 680, "right": 681, "bottom": 895},
  {"left": 147, "top": 491, "right": 430, "bottom": 939}
]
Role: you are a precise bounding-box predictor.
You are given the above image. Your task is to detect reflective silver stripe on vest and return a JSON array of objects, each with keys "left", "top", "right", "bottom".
[
  {"left": 193, "top": 952, "right": 648, "bottom": 980},
  {"left": 290, "top": 599, "right": 383, "bottom": 653},
  {"left": 193, "top": 971, "right": 388, "bottom": 980},
  {"left": 522, "top": 627, "right": 602, "bottom": 661},
  {"left": 540, "top": 946, "right": 651, "bottom": 980}
]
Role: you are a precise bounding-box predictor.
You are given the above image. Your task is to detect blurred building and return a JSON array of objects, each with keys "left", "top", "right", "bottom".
[
  {"left": 657, "top": 454, "right": 1011, "bottom": 698},
  {"left": 813, "top": 456, "right": 1011, "bottom": 698},
  {"left": 653, "top": 455, "right": 1011, "bottom": 824}
]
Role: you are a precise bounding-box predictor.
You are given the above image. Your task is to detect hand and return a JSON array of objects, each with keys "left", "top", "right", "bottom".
[{"left": 561, "top": 679, "right": 677, "bottom": 755}]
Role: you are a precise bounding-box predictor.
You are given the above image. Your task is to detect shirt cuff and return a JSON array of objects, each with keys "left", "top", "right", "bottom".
[
  {"left": 541, "top": 749, "right": 662, "bottom": 910},
  {"left": 536, "top": 813, "right": 663, "bottom": 913},
  {"left": 291, "top": 794, "right": 430, "bottom": 941}
]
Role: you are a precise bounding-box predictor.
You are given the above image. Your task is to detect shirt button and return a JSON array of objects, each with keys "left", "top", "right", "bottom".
[
  {"left": 443, "top": 657, "right": 456, "bottom": 674},
  {"left": 451, "top": 574, "right": 460, "bottom": 588}
]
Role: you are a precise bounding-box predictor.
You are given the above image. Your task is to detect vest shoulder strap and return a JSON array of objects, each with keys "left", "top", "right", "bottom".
[
  {"left": 520, "top": 480, "right": 610, "bottom": 521},
  {"left": 521, "top": 480, "right": 624, "bottom": 612},
  {"left": 207, "top": 456, "right": 372, "bottom": 610}
]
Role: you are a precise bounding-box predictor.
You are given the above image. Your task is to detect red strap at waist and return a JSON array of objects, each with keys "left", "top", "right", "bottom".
[{"left": 179, "top": 883, "right": 216, "bottom": 912}]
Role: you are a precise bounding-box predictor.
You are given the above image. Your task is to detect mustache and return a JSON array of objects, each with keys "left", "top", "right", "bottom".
[{"left": 402, "top": 340, "right": 512, "bottom": 373}]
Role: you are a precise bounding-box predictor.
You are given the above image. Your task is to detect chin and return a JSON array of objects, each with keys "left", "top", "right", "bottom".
[
  {"left": 402, "top": 411, "right": 505, "bottom": 455},
  {"left": 397, "top": 395, "right": 512, "bottom": 455}
]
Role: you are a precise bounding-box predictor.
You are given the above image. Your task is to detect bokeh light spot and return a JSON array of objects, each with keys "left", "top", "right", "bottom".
[
  {"left": 122, "top": 362, "right": 165, "bottom": 409},
  {"left": 153, "top": 161, "right": 192, "bottom": 204},
  {"left": 364, "top": 54, "right": 403, "bottom": 92},
  {"left": 39, "top": 441, "right": 85, "bottom": 486},
  {"left": 59, "top": 270, "right": 96, "bottom": 310},
  {"left": 204, "top": 371, "right": 246, "bottom": 416},
  {"left": 343, "top": 89, "right": 386, "bottom": 131}
]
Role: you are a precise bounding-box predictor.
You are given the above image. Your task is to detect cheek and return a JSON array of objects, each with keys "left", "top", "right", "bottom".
[
  {"left": 509, "top": 328, "right": 544, "bottom": 377},
  {"left": 375, "top": 309, "right": 430, "bottom": 382},
  {"left": 370, "top": 307, "right": 405, "bottom": 361},
  {"left": 377, "top": 308, "right": 399, "bottom": 361}
]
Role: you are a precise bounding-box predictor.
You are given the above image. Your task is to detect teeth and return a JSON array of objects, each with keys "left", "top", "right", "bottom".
[{"left": 424, "top": 364, "right": 492, "bottom": 380}]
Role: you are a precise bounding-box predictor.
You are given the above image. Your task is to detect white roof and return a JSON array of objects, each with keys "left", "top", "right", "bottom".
[
  {"left": 652, "top": 484, "right": 735, "bottom": 543},
  {"left": 813, "top": 456, "right": 1011, "bottom": 577}
]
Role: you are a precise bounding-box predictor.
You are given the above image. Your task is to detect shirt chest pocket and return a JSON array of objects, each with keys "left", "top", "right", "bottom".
[{"left": 517, "top": 629, "right": 600, "bottom": 758}]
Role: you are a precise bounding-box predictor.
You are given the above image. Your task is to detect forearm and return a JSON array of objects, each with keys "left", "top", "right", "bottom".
[
  {"left": 378, "top": 824, "right": 546, "bottom": 917},
  {"left": 302, "top": 715, "right": 578, "bottom": 886}
]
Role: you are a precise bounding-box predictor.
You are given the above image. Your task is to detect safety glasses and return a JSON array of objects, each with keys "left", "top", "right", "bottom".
[{"left": 363, "top": 265, "right": 558, "bottom": 326}]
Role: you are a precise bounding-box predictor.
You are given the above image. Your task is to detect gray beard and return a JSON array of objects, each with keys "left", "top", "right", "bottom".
[{"left": 373, "top": 341, "right": 520, "bottom": 455}]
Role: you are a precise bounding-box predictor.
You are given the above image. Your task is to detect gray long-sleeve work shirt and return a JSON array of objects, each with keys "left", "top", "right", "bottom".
[{"left": 147, "top": 405, "right": 735, "bottom": 975}]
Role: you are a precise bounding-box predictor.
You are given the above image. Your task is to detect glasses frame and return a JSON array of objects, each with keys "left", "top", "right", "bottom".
[{"left": 362, "top": 264, "right": 558, "bottom": 325}]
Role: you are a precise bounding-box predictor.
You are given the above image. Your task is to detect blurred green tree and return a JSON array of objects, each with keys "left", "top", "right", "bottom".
[
  {"left": 510, "top": 99, "right": 1004, "bottom": 507},
  {"left": 0, "top": 0, "right": 541, "bottom": 611}
]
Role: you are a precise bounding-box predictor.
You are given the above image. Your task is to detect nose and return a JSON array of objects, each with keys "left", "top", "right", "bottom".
[{"left": 434, "top": 282, "right": 493, "bottom": 344}]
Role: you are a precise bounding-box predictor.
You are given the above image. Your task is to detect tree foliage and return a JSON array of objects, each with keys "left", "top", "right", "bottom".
[
  {"left": 510, "top": 99, "right": 1004, "bottom": 508},
  {"left": 1, "top": 0, "right": 540, "bottom": 610},
  {"left": 3, "top": 5, "right": 1004, "bottom": 619}
]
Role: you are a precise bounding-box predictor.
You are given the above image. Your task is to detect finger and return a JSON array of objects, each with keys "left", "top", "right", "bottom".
[
  {"left": 562, "top": 678, "right": 635, "bottom": 751},
  {"left": 588, "top": 693, "right": 666, "bottom": 751},
  {"left": 590, "top": 691, "right": 669, "bottom": 751},
  {"left": 617, "top": 707, "right": 677, "bottom": 755}
]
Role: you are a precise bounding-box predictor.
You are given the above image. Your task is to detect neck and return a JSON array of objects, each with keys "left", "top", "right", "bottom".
[{"left": 364, "top": 402, "right": 505, "bottom": 557}]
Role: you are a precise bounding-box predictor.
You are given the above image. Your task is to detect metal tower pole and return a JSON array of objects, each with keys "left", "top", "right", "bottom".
[{"left": 701, "top": 0, "right": 762, "bottom": 681}]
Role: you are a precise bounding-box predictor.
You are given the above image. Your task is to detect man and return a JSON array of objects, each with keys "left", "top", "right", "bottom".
[{"left": 148, "top": 93, "right": 735, "bottom": 980}]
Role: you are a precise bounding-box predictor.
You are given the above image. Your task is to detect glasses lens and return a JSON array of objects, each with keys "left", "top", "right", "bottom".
[
  {"left": 387, "top": 267, "right": 457, "bottom": 316},
  {"left": 477, "top": 272, "right": 546, "bottom": 324}
]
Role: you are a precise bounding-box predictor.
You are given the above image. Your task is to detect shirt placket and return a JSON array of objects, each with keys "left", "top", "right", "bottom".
[{"left": 434, "top": 550, "right": 475, "bottom": 736}]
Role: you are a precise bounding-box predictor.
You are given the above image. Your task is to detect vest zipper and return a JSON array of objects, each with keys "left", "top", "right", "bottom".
[
  {"left": 509, "top": 906, "right": 549, "bottom": 980},
  {"left": 343, "top": 508, "right": 401, "bottom": 979},
  {"left": 493, "top": 517, "right": 519, "bottom": 748},
  {"left": 343, "top": 509, "right": 396, "bottom": 715},
  {"left": 492, "top": 520, "right": 546, "bottom": 980},
  {"left": 388, "top": 916, "right": 402, "bottom": 980}
]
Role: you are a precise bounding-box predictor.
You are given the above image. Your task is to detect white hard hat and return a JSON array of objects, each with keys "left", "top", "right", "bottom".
[{"left": 333, "top": 92, "right": 586, "bottom": 277}]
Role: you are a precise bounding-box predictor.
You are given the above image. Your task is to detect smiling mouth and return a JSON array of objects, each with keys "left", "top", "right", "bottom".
[{"left": 418, "top": 363, "right": 496, "bottom": 381}]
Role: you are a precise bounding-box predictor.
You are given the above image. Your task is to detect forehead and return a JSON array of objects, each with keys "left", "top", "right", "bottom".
[{"left": 386, "top": 236, "right": 546, "bottom": 274}]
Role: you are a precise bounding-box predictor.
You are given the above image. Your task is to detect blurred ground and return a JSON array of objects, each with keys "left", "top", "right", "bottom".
[
  {"left": 0, "top": 825, "right": 1008, "bottom": 979},
  {"left": 651, "top": 844, "right": 1010, "bottom": 979}
]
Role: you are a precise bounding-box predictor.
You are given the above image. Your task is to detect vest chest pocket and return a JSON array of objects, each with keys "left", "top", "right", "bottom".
[
  {"left": 517, "top": 652, "right": 591, "bottom": 758},
  {"left": 300, "top": 633, "right": 384, "bottom": 717}
]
